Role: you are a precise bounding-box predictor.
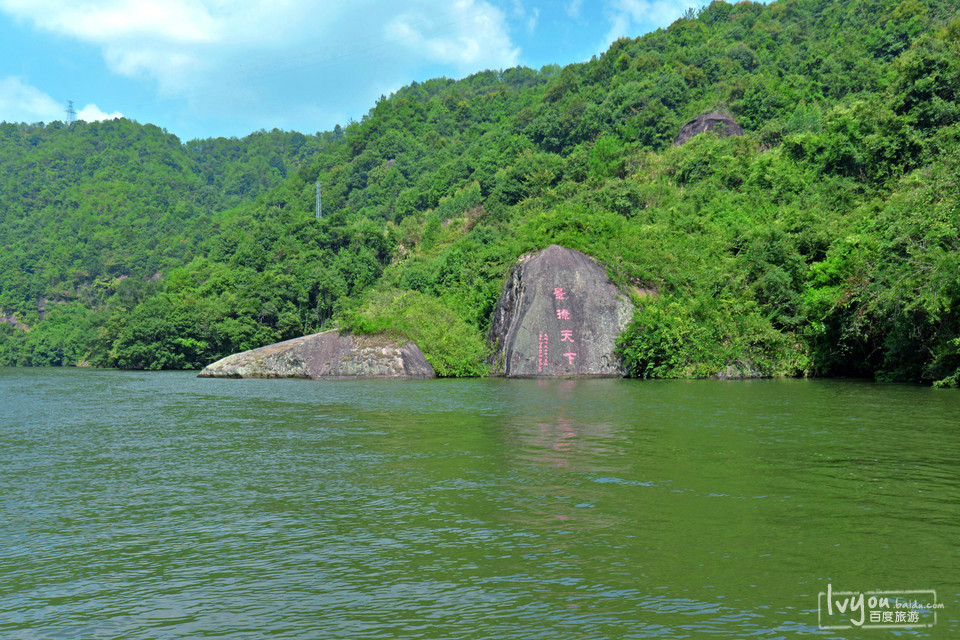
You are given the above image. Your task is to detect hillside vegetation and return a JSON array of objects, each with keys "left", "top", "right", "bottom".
[{"left": 1, "top": 0, "right": 958, "bottom": 386}]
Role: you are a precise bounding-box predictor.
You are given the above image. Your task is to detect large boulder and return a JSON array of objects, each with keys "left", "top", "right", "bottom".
[
  {"left": 674, "top": 112, "right": 744, "bottom": 146},
  {"left": 198, "top": 330, "right": 435, "bottom": 379},
  {"left": 488, "top": 245, "right": 635, "bottom": 377}
]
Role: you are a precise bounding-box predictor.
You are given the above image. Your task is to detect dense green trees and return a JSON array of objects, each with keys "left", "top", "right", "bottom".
[{"left": 1, "top": 0, "right": 958, "bottom": 385}]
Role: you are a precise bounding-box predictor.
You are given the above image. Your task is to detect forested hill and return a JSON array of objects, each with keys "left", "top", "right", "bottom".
[
  {"left": 0, "top": 122, "right": 331, "bottom": 308},
  {"left": 1, "top": 0, "right": 959, "bottom": 386}
]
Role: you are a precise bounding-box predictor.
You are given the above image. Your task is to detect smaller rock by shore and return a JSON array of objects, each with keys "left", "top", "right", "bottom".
[{"left": 198, "top": 330, "right": 435, "bottom": 379}]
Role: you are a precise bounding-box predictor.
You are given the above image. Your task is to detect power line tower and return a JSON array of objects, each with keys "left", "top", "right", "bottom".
[
  {"left": 65, "top": 100, "right": 77, "bottom": 123},
  {"left": 315, "top": 181, "right": 322, "bottom": 219}
]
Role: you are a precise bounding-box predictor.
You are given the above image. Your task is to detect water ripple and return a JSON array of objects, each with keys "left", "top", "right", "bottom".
[{"left": 1, "top": 371, "right": 958, "bottom": 638}]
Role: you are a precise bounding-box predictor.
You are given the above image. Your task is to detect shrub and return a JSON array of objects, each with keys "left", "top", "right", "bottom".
[{"left": 340, "top": 289, "right": 490, "bottom": 377}]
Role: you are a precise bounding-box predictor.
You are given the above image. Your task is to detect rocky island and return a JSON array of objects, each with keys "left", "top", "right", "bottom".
[{"left": 198, "top": 330, "right": 434, "bottom": 379}]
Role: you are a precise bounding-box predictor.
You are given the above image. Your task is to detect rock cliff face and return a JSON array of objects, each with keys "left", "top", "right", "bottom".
[
  {"left": 674, "top": 112, "right": 744, "bottom": 146},
  {"left": 198, "top": 330, "right": 435, "bottom": 379},
  {"left": 1, "top": 312, "right": 28, "bottom": 331},
  {"left": 488, "top": 245, "right": 635, "bottom": 377}
]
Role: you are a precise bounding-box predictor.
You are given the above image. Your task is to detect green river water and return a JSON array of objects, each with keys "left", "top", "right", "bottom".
[{"left": 1, "top": 368, "right": 958, "bottom": 639}]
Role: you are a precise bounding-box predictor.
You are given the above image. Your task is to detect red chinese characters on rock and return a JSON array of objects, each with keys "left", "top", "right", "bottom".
[
  {"left": 538, "top": 284, "right": 580, "bottom": 373},
  {"left": 537, "top": 332, "right": 549, "bottom": 373},
  {"left": 553, "top": 285, "right": 576, "bottom": 369}
]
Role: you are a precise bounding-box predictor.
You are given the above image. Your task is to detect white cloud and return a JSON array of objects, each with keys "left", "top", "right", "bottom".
[
  {"left": 0, "top": 0, "right": 520, "bottom": 132},
  {"left": 0, "top": 77, "right": 124, "bottom": 125},
  {"left": 526, "top": 7, "right": 540, "bottom": 34},
  {"left": 601, "top": 0, "right": 693, "bottom": 48},
  {"left": 386, "top": 0, "right": 519, "bottom": 69},
  {"left": 0, "top": 76, "right": 64, "bottom": 123},
  {"left": 613, "top": 0, "right": 694, "bottom": 25},
  {"left": 0, "top": 1, "right": 519, "bottom": 86},
  {"left": 566, "top": 0, "right": 583, "bottom": 18},
  {"left": 509, "top": 0, "right": 538, "bottom": 34},
  {"left": 0, "top": 0, "right": 218, "bottom": 43},
  {"left": 78, "top": 103, "right": 124, "bottom": 122}
]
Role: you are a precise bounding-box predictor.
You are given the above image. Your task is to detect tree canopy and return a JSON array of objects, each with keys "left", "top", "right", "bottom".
[{"left": 2, "top": 0, "right": 959, "bottom": 386}]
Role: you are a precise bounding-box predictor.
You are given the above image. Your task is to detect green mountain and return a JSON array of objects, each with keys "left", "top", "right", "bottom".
[{"left": 1, "top": 0, "right": 958, "bottom": 385}]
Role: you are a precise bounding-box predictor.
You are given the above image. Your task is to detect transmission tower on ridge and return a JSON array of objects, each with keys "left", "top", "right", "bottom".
[
  {"left": 315, "top": 181, "right": 322, "bottom": 219},
  {"left": 66, "top": 101, "right": 77, "bottom": 123}
]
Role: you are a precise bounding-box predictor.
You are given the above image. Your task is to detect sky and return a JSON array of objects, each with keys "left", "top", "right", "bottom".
[{"left": 0, "top": 0, "right": 702, "bottom": 141}]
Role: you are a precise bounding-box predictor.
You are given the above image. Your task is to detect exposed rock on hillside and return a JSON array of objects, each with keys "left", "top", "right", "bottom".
[
  {"left": 1, "top": 312, "right": 29, "bottom": 331},
  {"left": 198, "top": 330, "right": 435, "bottom": 379},
  {"left": 674, "top": 112, "right": 744, "bottom": 146},
  {"left": 488, "top": 245, "right": 635, "bottom": 377}
]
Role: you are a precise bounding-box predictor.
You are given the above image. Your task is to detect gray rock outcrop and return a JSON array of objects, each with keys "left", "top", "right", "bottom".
[
  {"left": 674, "top": 112, "right": 744, "bottom": 146},
  {"left": 1, "top": 312, "right": 29, "bottom": 331},
  {"left": 488, "top": 245, "right": 635, "bottom": 377},
  {"left": 198, "top": 330, "right": 435, "bottom": 379},
  {"left": 713, "top": 361, "right": 764, "bottom": 380}
]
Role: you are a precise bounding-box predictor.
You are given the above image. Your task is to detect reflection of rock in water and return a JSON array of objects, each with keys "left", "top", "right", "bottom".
[
  {"left": 491, "top": 380, "right": 629, "bottom": 539},
  {"left": 488, "top": 245, "right": 634, "bottom": 378}
]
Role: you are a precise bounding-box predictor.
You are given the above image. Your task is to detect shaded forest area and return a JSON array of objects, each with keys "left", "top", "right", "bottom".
[{"left": 1, "top": 0, "right": 958, "bottom": 385}]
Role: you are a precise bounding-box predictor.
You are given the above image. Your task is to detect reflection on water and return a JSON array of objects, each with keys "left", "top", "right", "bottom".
[{"left": 0, "top": 369, "right": 958, "bottom": 639}]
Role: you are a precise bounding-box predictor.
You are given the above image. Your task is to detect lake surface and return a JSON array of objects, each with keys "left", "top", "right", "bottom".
[{"left": 1, "top": 368, "right": 958, "bottom": 639}]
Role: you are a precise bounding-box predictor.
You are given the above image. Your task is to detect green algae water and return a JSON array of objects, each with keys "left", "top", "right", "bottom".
[{"left": 1, "top": 368, "right": 958, "bottom": 639}]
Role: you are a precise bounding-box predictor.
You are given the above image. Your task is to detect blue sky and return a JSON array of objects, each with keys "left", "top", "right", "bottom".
[{"left": 0, "top": 0, "right": 701, "bottom": 141}]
